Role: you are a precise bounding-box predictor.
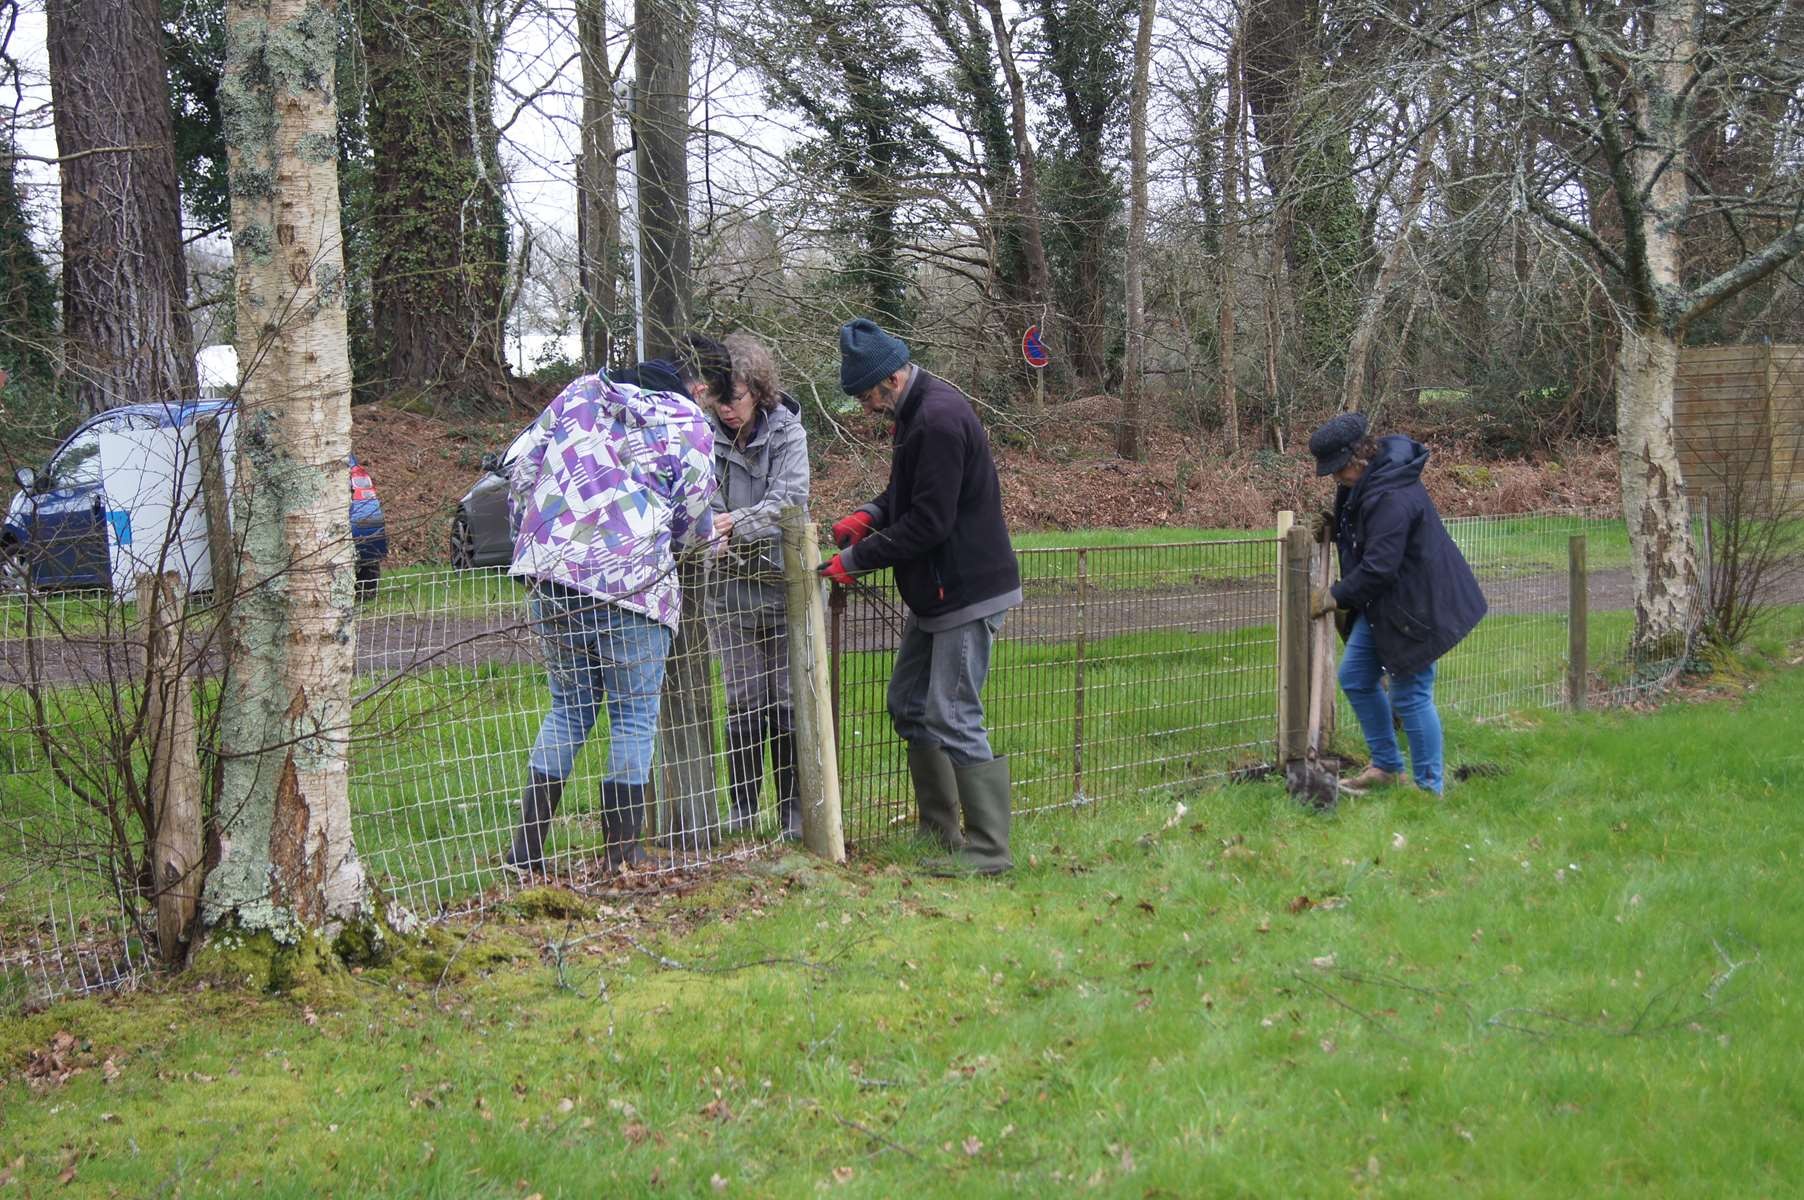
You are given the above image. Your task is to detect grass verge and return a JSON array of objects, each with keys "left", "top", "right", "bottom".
[{"left": 3, "top": 652, "right": 1802, "bottom": 1196}]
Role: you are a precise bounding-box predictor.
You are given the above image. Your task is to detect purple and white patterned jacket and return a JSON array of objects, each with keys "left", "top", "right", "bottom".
[{"left": 508, "top": 372, "right": 717, "bottom": 631}]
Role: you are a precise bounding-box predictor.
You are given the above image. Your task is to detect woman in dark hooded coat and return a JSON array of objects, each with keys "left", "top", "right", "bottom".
[{"left": 1307, "top": 413, "right": 1487, "bottom": 795}]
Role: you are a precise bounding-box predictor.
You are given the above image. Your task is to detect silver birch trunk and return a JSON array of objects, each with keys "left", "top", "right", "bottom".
[
  {"left": 1118, "top": 0, "right": 1155, "bottom": 460},
  {"left": 1615, "top": 0, "right": 1699, "bottom": 648},
  {"left": 202, "top": 0, "right": 368, "bottom": 933}
]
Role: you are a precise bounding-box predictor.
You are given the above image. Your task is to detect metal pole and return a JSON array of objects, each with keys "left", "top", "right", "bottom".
[
  {"left": 1568, "top": 534, "right": 1589, "bottom": 711},
  {"left": 1073, "top": 548, "right": 1087, "bottom": 804}
]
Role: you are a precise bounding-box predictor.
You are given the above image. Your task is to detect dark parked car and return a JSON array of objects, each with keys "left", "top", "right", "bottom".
[
  {"left": 4, "top": 399, "right": 387, "bottom": 598},
  {"left": 449, "top": 423, "right": 534, "bottom": 569}
]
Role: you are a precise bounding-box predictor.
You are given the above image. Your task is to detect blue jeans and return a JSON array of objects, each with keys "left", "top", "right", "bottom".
[
  {"left": 1338, "top": 615, "right": 1444, "bottom": 794},
  {"left": 527, "top": 583, "right": 672, "bottom": 785}
]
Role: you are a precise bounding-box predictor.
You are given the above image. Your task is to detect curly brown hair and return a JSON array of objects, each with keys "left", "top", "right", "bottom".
[{"left": 723, "top": 332, "right": 782, "bottom": 413}]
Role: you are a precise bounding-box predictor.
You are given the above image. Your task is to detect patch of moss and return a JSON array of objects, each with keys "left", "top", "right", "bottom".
[
  {"left": 186, "top": 924, "right": 343, "bottom": 994},
  {"left": 1450, "top": 464, "right": 1495, "bottom": 489},
  {"left": 504, "top": 886, "right": 592, "bottom": 921}
]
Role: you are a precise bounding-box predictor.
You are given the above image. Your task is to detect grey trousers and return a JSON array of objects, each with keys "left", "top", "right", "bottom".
[
  {"left": 887, "top": 612, "right": 1004, "bottom": 766},
  {"left": 709, "top": 611, "right": 792, "bottom": 719}
]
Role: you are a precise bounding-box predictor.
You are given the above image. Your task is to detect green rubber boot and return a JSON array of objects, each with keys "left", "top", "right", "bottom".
[
  {"left": 931, "top": 755, "right": 1013, "bottom": 876},
  {"left": 907, "top": 741, "right": 964, "bottom": 851}
]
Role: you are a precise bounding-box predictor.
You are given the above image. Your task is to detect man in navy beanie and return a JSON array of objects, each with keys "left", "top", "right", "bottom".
[{"left": 822, "top": 319, "right": 1022, "bottom": 874}]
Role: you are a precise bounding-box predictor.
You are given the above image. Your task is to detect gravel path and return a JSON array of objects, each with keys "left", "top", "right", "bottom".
[{"left": 6, "top": 566, "right": 1801, "bottom": 687}]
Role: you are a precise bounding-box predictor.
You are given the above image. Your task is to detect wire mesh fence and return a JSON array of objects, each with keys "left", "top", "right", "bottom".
[
  {"left": 831, "top": 537, "right": 1281, "bottom": 843},
  {"left": 1, "top": 498, "right": 1778, "bottom": 1007}
]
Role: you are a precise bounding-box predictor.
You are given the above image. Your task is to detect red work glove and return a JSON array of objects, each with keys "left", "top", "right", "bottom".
[
  {"left": 819, "top": 553, "right": 856, "bottom": 587},
  {"left": 831, "top": 511, "right": 875, "bottom": 549}
]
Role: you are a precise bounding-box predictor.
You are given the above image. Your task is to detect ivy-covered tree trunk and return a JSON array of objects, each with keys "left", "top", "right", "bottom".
[
  {"left": 362, "top": 0, "right": 511, "bottom": 411},
  {"left": 0, "top": 148, "right": 58, "bottom": 391},
  {"left": 1241, "top": 0, "right": 1364, "bottom": 400},
  {"left": 1036, "top": 0, "right": 1134, "bottom": 392},
  {"left": 45, "top": 0, "right": 196, "bottom": 415},
  {"left": 203, "top": 0, "right": 368, "bottom": 935}
]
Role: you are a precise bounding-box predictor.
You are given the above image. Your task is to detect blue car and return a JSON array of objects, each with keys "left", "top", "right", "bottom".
[{"left": 4, "top": 399, "right": 388, "bottom": 599}]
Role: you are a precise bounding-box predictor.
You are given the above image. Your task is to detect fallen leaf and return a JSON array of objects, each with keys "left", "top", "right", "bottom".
[
  {"left": 702, "top": 1098, "right": 735, "bottom": 1122},
  {"left": 711, "top": 1173, "right": 728, "bottom": 1192},
  {"left": 1310, "top": 954, "right": 1337, "bottom": 970},
  {"left": 1391, "top": 832, "right": 1408, "bottom": 850},
  {"left": 58, "top": 1166, "right": 77, "bottom": 1186},
  {"left": 962, "top": 1136, "right": 983, "bottom": 1156},
  {"left": 301, "top": 1006, "right": 319, "bottom": 1026},
  {"left": 1287, "top": 895, "right": 1314, "bottom": 914},
  {"left": 832, "top": 1166, "right": 855, "bottom": 1184}
]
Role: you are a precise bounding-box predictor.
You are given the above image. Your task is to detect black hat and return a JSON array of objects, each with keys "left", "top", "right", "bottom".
[{"left": 1308, "top": 411, "right": 1369, "bottom": 476}]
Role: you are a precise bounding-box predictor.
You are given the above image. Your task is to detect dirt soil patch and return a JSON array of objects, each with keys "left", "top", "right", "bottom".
[{"left": 350, "top": 394, "right": 1623, "bottom": 569}]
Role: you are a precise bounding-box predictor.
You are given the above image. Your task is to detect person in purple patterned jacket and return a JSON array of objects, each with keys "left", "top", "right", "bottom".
[{"left": 501, "top": 347, "right": 721, "bottom": 875}]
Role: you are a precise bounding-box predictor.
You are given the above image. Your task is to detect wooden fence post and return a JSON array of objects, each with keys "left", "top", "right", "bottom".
[
  {"left": 138, "top": 571, "right": 201, "bottom": 961},
  {"left": 195, "top": 414, "right": 235, "bottom": 602},
  {"left": 1568, "top": 535, "right": 1588, "bottom": 711},
  {"left": 1277, "top": 525, "right": 1312, "bottom": 762},
  {"left": 657, "top": 555, "right": 718, "bottom": 852},
  {"left": 779, "top": 507, "right": 846, "bottom": 863}
]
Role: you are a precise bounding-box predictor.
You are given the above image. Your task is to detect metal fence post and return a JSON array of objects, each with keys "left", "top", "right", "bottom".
[
  {"left": 1568, "top": 534, "right": 1588, "bottom": 711},
  {"left": 828, "top": 580, "right": 845, "bottom": 734},
  {"left": 1073, "top": 548, "right": 1087, "bottom": 804},
  {"left": 780, "top": 507, "right": 846, "bottom": 862},
  {"left": 1277, "top": 526, "right": 1312, "bottom": 761}
]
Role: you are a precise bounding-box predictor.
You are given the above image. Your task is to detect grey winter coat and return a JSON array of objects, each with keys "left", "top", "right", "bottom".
[{"left": 706, "top": 396, "right": 810, "bottom": 621}]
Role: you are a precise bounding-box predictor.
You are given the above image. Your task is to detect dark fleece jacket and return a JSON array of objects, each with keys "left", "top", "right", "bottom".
[
  {"left": 842, "top": 369, "right": 1020, "bottom": 620},
  {"left": 1329, "top": 434, "right": 1487, "bottom": 676}
]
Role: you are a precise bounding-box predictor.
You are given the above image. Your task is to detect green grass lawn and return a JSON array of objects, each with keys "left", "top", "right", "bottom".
[{"left": 3, "top": 650, "right": 1803, "bottom": 1196}]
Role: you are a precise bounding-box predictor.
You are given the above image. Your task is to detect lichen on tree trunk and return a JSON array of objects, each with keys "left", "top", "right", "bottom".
[
  {"left": 1616, "top": 324, "right": 1698, "bottom": 652},
  {"left": 203, "top": 0, "right": 368, "bottom": 938}
]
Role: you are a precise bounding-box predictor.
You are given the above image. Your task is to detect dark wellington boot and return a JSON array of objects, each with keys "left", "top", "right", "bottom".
[
  {"left": 503, "top": 770, "right": 566, "bottom": 875},
  {"left": 599, "top": 780, "right": 650, "bottom": 873},
  {"left": 723, "top": 713, "right": 766, "bottom": 836},
  {"left": 929, "top": 755, "right": 1012, "bottom": 876},
  {"left": 906, "top": 741, "right": 964, "bottom": 851},
  {"left": 770, "top": 709, "right": 802, "bottom": 841}
]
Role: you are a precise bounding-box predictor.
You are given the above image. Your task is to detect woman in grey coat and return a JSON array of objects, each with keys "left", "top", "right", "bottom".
[{"left": 707, "top": 333, "right": 811, "bottom": 838}]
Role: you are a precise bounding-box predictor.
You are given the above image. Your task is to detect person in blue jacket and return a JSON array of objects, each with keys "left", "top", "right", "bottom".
[{"left": 1307, "top": 412, "right": 1487, "bottom": 795}]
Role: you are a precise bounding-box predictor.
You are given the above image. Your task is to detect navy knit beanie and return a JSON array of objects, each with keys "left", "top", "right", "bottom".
[
  {"left": 1307, "top": 411, "right": 1369, "bottom": 476},
  {"left": 838, "top": 319, "right": 911, "bottom": 395}
]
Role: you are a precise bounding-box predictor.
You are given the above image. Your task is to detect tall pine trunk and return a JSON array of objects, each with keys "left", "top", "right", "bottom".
[
  {"left": 45, "top": 0, "right": 195, "bottom": 415},
  {"left": 203, "top": 0, "right": 368, "bottom": 933}
]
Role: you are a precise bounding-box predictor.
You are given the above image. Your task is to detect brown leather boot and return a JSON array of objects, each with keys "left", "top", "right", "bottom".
[{"left": 1342, "top": 765, "right": 1402, "bottom": 793}]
